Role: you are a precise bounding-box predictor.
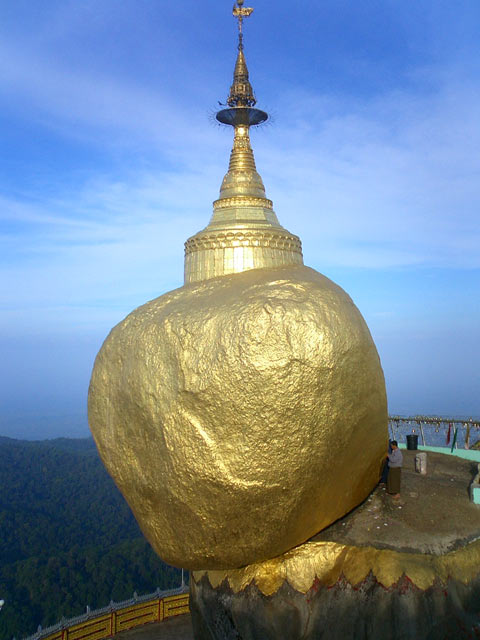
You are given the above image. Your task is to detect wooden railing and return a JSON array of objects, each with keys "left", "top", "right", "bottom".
[{"left": 23, "top": 588, "right": 189, "bottom": 640}]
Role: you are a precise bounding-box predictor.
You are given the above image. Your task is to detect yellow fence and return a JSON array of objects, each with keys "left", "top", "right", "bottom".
[{"left": 39, "top": 592, "right": 189, "bottom": 640}]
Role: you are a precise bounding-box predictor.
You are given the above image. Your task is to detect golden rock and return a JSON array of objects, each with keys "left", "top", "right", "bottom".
[{"left": 88, "top": 264, "right": 387, "bottom": 570}]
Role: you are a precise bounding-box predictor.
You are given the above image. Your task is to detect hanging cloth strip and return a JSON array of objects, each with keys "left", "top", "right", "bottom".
[
  {"left": 465, "top": 422, "right": 471, "bottom": 449},
  {"left": 450, "top": 425, "right": 458, "bottom": 453}
]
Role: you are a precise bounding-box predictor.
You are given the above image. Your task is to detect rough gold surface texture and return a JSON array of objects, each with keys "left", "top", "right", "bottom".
[
  {"left": 194, "top": 538, "right": 480, "bottom": 595},
  {"left": 88, "top": 264, "right": 387, "bottom": 570}
]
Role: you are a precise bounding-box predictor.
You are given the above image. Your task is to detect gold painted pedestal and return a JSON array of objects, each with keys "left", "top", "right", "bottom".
[{"left": 190, "top": 540, "right": 480, "bottom": 640}]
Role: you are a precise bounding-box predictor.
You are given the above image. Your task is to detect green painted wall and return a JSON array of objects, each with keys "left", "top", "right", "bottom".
[{"left": 399, "top": 443, "right": 480, "bottom": 463}]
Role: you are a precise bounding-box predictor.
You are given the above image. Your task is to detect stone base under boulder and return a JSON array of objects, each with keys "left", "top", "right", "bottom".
[
  {"left": 190, "top": 572, "right": 480, "bottom": 640},
  {"left": 190, "top": 452, "right": 480, "bottom": 639}
]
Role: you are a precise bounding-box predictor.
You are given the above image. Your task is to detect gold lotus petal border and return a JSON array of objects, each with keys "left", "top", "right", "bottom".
[
  {"left": 192, "top": 539, "right": 480, "bottom": 596},
  {"left": 213, "top": 196, "right": 274, "bottom": 210},
  {"left": 184, "top": 229, "right": 303, "bottom": 253}
]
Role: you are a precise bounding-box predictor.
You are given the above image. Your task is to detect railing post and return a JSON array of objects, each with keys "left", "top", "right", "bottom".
[
  {"left": 110, "top": 600, "right": 116, "bottom": 637},
  {"left": 158, "top": 596, "right": 164, "bottom": 622},
  {"left": 419, "top": 422, "right": 426, "bottom": 446},
  {"left": 61, "top": 617, "right": 67, "bottom": 640}
]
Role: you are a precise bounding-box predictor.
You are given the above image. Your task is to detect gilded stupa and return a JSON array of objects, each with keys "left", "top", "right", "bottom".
[
  {"left": 88, "top": 1, "right": 387, "bottom": 571},
  {"left": 184, "top": 0, "right": 302, "bottom": 283}
]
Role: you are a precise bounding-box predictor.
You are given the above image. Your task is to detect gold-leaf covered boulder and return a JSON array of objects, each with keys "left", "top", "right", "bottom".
[{"left": 88, "top": 264, "right": 387, "bottom": 570}]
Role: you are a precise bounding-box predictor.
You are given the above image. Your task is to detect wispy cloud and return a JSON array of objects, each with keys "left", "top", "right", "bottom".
[
  {"left": 1, "top": 47, "right": 479, "bottom": 339},
  {"left": 0, "top": 38, "right": 209, "bottom": 153},
  {"left": 259, "top": 76, "right": 480, "bottom": 269},
  {"left": 1, "top": 5, "right": 478, "bottom": 276}
]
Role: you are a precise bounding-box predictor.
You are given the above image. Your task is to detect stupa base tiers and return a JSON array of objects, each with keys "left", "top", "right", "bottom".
[{"left": 190, "top": 571, "right": 480, "bottom": 640}]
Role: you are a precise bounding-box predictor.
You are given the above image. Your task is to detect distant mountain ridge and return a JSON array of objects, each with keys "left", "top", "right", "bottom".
[
  {"left": 0, "top": 435, "right": 97, "bottom": 452},
  {"left": 0, "top": 436, "right": 183, "bottom": 639}
]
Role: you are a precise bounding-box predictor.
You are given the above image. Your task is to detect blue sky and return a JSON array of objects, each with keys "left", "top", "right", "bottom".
[{"left": 1, "top": 0, "right": 479, "bottom": 439}]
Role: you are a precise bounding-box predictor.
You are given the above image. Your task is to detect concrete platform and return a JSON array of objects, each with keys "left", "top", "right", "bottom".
[{"left": 312, "top": 449, "right": 480, "bottom": 554}]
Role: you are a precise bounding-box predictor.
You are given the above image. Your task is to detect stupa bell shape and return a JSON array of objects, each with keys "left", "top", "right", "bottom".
[{"left": 184, "top": 34, "right": 303, "bottom": 284}]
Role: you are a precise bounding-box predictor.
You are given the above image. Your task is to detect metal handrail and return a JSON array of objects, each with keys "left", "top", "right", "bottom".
[
  {"left": 388, "top": 416, "right": 480, "bottom": 450},
  {"left": 389, "top": 415, "right": 480, "bottom": 426},
  {"left": 22, "top": 584, "right": 189, "bottom": 640}
]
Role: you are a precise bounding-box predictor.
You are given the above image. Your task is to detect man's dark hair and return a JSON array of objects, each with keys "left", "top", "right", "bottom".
[{"left": 391, "top": 440, "right": 398, "bottom": 447}]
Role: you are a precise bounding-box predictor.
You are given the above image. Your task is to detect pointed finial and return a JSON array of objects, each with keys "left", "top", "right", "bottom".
[
  {"left": 229, "top": 1, "right": 255, "bottom": 106},
  {"left": 217, "top": 0, "right": 266, "bottom": 124},
  {"left": 233, "top": 0, "right": 254, "bottom": 51}
]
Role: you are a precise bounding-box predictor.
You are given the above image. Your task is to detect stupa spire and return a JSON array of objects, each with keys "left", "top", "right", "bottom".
[
  {"left": 227, "top": 0, "right": 256, "bottom": 108},
  {"left": 184, "top": 1, "right": 303, "bottom": 284}
]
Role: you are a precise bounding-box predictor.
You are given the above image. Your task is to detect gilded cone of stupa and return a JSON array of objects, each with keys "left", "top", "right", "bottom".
[{"left": 184, "top": 10, "right": 302, "bottom": 284}]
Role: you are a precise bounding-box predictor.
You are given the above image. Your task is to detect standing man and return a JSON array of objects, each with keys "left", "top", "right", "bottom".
[
  {"left": 387, "top": 440, "right": 403, "bottom": 499},
  {"left": 380, "top": 440, "right": 392, "bottom": 485}
]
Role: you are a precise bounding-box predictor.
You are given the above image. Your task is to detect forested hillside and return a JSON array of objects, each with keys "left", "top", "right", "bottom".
[{"left": 0, "top": 437, "right": 184, "bottom": 639}]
